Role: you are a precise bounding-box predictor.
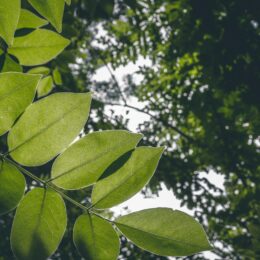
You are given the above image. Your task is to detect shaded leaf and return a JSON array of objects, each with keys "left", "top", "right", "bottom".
[
  {"left": 1, "top": 55, "right": 22, "bottom": 72},
  {"left": 8, "top": 29, "right": 70, "bottom": 66},
  {"left": 0, "top": 160, "right": 25, "bottom": 215},
  {"left": 0, "top": 0, "right": 20, "bottom": 45},
  {"left": 0, "top": 72, "right": 41, "bottom": 136},
  {"left": 115, "top": 208, "right": 212, "bottom": 256},
  {"left": 8, "top": 92, "right": 91, "bottom": 166},
  {"left": 51, "top": 130, "right": 142, "bottom": 189},
  {"left": 11, "top": 188, "right": 67, "bottom": 260},
  {"left": 53, "top": 68, "right": 62, "bottom": 85},
  {"left": 27, "top": 66, "right": 50, "bottom": 76},
  {"left": 73, "top": 213, "right": 119, "bottom": 260},
  {"left": 92, "top": 146, "right": 164, "bottom": 208}
]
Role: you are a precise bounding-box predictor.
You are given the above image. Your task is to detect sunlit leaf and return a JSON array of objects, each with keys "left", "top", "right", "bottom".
[
  {"left": 8, "top": 29, "right": 70, "bottom": 66},
  {"left": 17, "top": 9, "right": 48, "bottom": 29},
  {"left": 11, "top": 188, "right": 67, "bottom": 260},
  {"left": 0, "top": 0, "right": 20, "bottom": 45},
  {"left": 0, "top": 72, "right": 41, "bottom": 136},
  {"left": 92, "top": 146, "right": 164, "bottom": 208},
  {"left": 73, "top": 213, "right": 119, "bottom": 260},
  {"left": 115, "top": 208, "right": 212, "bottom": 256},
  {"left": 8, "top": 92, "right": 91, "bottom": 166},
  {"left": 51, "top": 130, "right": 142, "bottom": 189},
  {"left": 0, "top": 160, "right": 25, "bottom": 215},
  {"left": 37, "top": 76, "right": 53, "bottom": 97}
]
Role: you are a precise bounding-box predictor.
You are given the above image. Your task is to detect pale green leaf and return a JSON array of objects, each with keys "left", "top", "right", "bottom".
[
  {"left": 92, "top": 146, "right": 164, "bottom": 208},
  {"left": 0, "top": 160, "right": 25, "bottom": 215},
  {"left": 53, "top": 68, "right": 62, "bottom": 85},
  {"left": 37, "top": 76, "right": 53, "bottom": 97},
  {"left": 115, "top": 208, "right": 212, "bottom": 257},
  {"left": 28, "top": 0, "right": 65, "bottom": 32},
  {"left": 8, "top": 92, "right": 91, "bottom": 166},
  {"left": 0, "top": 72, "right": 41, "bottom": 136},
  {"left": 65, "top": 0, "right": 71, "bottom": 5},
  {"left": 51, "top": 130, "right": 142, "bottom": 189},
  {"left": 17, "top": 9, "right": 48, "bottom": 29},
  {"left": 11, "top": 188, "right": 67, "bottom": 260},
  {"left": 1, "top": 55, "right": 22, "bottom": 72},
  {"left": 73, "top": 214, "right": 119, "bottom": 260},
  {"left": 27, "top": 66, "right": 50, "bottom": 76},
  {"left": 8, "top": 29, "right": 70, "bottom": 66},
  {"left": 0, "top": 0, "right": 20, "bottom": 45}
]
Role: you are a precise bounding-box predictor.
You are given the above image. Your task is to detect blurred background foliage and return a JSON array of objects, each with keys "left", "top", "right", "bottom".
[{"left": 0, "top": 0, "right": 260, "bottom": 259}]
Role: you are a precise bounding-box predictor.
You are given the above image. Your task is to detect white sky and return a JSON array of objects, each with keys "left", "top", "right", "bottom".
[{"left": 92, "top": 59, "right": 224, "bottom": 260}]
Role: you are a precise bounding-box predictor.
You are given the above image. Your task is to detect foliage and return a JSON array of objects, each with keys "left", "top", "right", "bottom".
[{"left": 0, "top": 1, "right": 212, "bottom": 259}]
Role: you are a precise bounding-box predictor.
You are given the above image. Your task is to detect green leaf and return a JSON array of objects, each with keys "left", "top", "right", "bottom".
[
  {"left": 53, "top": 68, "right": 62, "bottom": 85},
  {"left": 27, "top": 66, "right": 50, "bottom": 76},
  {"left": 65, "top": 0, "right": 71, "bottom": 5},
  {"left": 28, "top": 0, "right": 65, "bottom": 32},
  {"left": 0, "top": 72, "right": 41, "bottom": 136},
  {"left": 0, "top": 160, "right": 25, "bottom": 216},
  {"left": 1, "top": 55, "right": 22, "bottom": 72},
  {"left": 37, "top": 76, "right": 53, "bottom": 97},
  {"left": 17, "top": 9, "right": 48, "bottom": 29},
  {"left": 92, "top": 146, "right": 164, "bottom": 209},
  {"left": 51, "top": 130, "right": 142, "bottom": 189},
  {"left": 0, "top": 0, "right": 20, "bottom": 45},
  {"left": 73, "top": 213, "right": 119, "bottom": 260},
  {"left": 8, "top": 92, "right": 91, "bottom": 166},
  {"left": 8, "top": 29, "right": 70, "bottom": 66},
  {"left": 11, "top": 188, "right": 67, "bottom": 260},
  {"left": 115, "top": 208, "right": 212, "bottom": 257}
]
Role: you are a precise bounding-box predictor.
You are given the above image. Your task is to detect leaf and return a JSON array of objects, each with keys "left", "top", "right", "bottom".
[
  {"left": 0, "top": 160, "right": 25, "bottom": 215},
  {"left": 51, "top": 130, "right": 142, "bottom": 189},
  {"left": 17, "top": 9, "right": 48, "bottom": 29},
  {"left": 115, "top": 208, "right": 212, "bottom": 257},
  {"left": 11, "top": 188, "right": 67, "bottom": 260},
  {"left": 73, "top": 213, "right": 119, "bottom": 260},
  {"left": 0, "top": 72, "right": 41, "bottom": 136},
  {"left": 28, "top": 0, "right": 65, "bottom": 32},
  {"left": 37, "top": 76, "right": 53, "bottom": 97},
  {"left": 0, "top": 0, "right": 20, "bottom": 45},
  {"left": 8, "top": 92, "right": 91, "bottom": 166},
  {"left": 8, "top": 29, "right": 70, "bottom": 66},
  {"left": 27, "top": 66, "right": 50, "bottom": 76},
  {"left": 92, "top": 146, "right": 164, "bottom": 209},
  {"left": 53, "top": 68, "right": 62, "bottom": 85},
  {"left": 65, "top": 0, "right": 71, "bottom": 5},
  {"left": 1, "top": 55, "right": 23, "bottom": 72}
]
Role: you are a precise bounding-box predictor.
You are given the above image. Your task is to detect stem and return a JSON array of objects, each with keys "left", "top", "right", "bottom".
[{"left": 1, "top": 154, "right": 90, "bottom": 211}]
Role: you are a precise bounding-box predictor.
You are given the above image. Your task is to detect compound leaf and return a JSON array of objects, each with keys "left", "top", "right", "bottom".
[
  {"left": 73, "top": 213, "right": 119, "bottom": 260},
  {"left": 51, "top": 130, "right": 142, "bottom": 189},
  {"left": 115, "top": 208, "right": 212, "bottom": 257},
  {"left": 0, "top": 160, "right": 25, "bottom": 215},
  {"left": 92, "top": 146, "right": 164, "bottom": 209},
  {"left": 11, "top": 188, "right": 67, "bottom": 260},
  {"left": 0, "top": 72, "right": 41, "bottom": 136},
  {"left": 8, "top": 29, "right": 70, "bottom": 66},
  {"left": 8, "top": 92, "right": 91, "bottom": 166}
]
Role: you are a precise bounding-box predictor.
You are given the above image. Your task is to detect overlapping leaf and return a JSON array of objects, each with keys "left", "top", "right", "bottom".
[
  {"left": 37, "top": 76, "right": 53, "bottom": 97},
  {"left": 51, "top": 130, "right": 142, "bottom": 189},
  {"left": 8, "top": 92, "right": 91, "bottom": 166},
  {"left": 0, "top": 160, "right": 25, "bottom": 215},
  {"left": 92, "top": 146, "right": 164, "bottom": 208},
  {"left": 17, "top": 9, "right": 48, "bottom": 29},
  {"left": 115, "top": 208, "right": 212, "bottom": 256},
  {"left": 0, "top": 72, "right": 41, "bottom": 136},
  {"left": 11, "top": 188, "right": 67, "bottom": 260},
  {"left": 8, "top": 29, "right": 70, "bottom": 66},
  {"left": 73, "top": 213, "right": 119, "bottom": 260}
]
